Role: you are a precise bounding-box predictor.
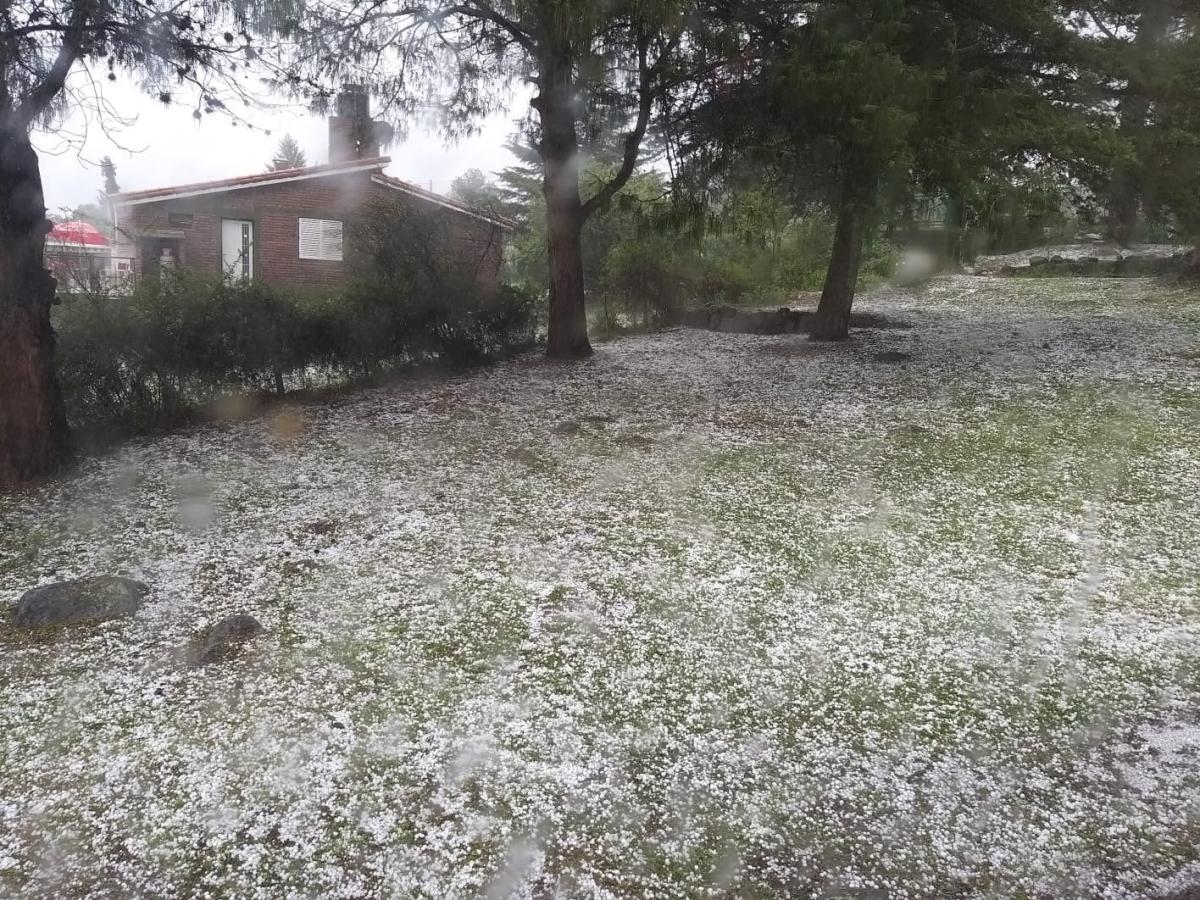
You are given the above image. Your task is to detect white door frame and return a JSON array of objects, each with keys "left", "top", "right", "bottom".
[{"left": 220, "top": 218, "right": 254, "bottom": 281}]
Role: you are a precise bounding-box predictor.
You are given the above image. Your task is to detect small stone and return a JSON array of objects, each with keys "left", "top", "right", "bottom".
[
  {"left": 188, "top": 614, "right": 264, "bottom": 667},
  {"left": 302, "top": 519, "right": 337, "bottom": 536},
  {"left": 552, "top": 421, "right": 582, "bottom": 436},
  {"left": 14, "top": 576, "right": 149, "bottom": 628},
  {"left": 1029, "top": 255, "right": 1049, "bottom": 266},
  {"left": 187, "top": 619, "right": 265, "bottom": 667}
]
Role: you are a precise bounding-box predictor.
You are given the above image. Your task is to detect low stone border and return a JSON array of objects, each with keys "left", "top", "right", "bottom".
[{"left": 989, "top": 251, "right": 1194, "bottom": 279}]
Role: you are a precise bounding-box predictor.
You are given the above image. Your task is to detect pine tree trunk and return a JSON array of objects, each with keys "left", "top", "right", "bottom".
[
  {"left": 535, "top": 67, "right": 592, "bottom": 359},
  {"left": 0, "top": 120, "right": 70, "bottom": 487},
  {"left": 810, "top": 186, "right": 866, "bottom": 342},
  {"left": 1107, "top": 1, "right": 1172, "bottom": 247},
  {"left": 946, "top": 196, "right": 967, "bottom": 270},
  {"left": 1107, "top": 169, "right": 1140, "bottom": 249},
  {"left": 1181, "top": 247, "right": 1200, "bottom": 283}
]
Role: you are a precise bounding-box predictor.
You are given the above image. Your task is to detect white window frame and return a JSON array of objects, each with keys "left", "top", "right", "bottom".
[{"left": 298, "top": 217, "right": 344, "bottom": 261}]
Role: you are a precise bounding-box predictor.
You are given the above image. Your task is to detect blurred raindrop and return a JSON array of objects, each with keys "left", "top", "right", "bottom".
[
  {"left": 175, "top": 474, "right": 215, "bottom": 533},
  {"left": 269, "top": 407, "right": 309, "bottom": 443}
]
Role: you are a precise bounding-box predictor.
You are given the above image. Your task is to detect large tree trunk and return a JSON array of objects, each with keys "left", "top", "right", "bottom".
[
  {"left": 810, "top": 185, "right": 867, "bottom": 342},
  {"left": 534, "top": 69, "right": 592, "bottom": 359},
  {"left": 945, "top": 195, "right": 967, "bottom": 270},
  {"left": 0, "top": 120, "right": 70, "bottom": 487},
  {"left": 1107, "top": 1, "right": 1173, "bottom": 247},
  {"left": 1107, "top": 168, "right": 1141, "bottom": 249},
  {"left": 1181, "top": 246, "right": 1200, "bottom": 283}
]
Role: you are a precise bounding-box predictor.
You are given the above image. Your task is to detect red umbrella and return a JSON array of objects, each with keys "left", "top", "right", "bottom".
[{"left": 49, "top": 221, "right": 109, "bottom": 247}]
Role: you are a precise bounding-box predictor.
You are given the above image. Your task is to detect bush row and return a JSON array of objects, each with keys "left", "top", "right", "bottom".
[
  {"left": 595, "top": 222, "right": 900, "bottom": 331},
  {"left": 53, "top": 271, "right": 536, "bottom": 440}
]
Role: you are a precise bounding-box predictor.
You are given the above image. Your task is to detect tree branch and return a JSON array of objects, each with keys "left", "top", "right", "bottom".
[
  {"left": 15, "top": 3, "right": 89, "bottom": 126},
  {"left": 580, "top": 29, "right": 670, "bottom": 220},
  {"left": 445, "top": 2, "right": 534, "bottom": 52}
]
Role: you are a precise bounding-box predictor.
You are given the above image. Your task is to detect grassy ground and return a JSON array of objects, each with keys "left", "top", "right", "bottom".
[{"left": 2, "top": 276, "right": 1200, "bottom": 898}]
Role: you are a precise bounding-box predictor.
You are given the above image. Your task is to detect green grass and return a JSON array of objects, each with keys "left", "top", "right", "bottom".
[{"left": 2, "top": 275, "right": 1200, "bottom": 897}]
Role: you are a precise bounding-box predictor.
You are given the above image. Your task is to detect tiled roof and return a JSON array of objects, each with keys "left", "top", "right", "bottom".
[
  {"left": 109, "top": 157, "right": 392, "bottom": 204},
  {"left": 371, "top": 173, "right": 517, "bottom": 229}
]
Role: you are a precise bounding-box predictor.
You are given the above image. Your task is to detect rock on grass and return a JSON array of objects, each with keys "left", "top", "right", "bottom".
[
  {"left": 14, "top": 576, "right": 149, "bottom": 628},
  {"left": 187, "top": 614, "right": 265, "bottom": 667}
]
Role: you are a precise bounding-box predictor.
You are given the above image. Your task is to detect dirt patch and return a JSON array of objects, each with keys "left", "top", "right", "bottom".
[
  {"left": 507, "top": 447, "right": 540, "bottom": 465},
  {"left": 616, "top": 433, "right": 656, "bottom": 450}
]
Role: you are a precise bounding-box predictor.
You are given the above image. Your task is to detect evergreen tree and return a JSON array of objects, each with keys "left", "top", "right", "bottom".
[
  {"left": 100, "top": 155, "right": 120, "bottom": 194},
  {"left": 676, "top": 0, "right": 1100, "bottom": 339},
  {"left": 270, "top": 133, "right": 307, "bottom": 170},
  {"left": 908, "top": 0, "right": 1114, "bottom": 264},
  {"left": 0, "top": 0, "right": 257, "bottom": 485},
  {"left": 450, "top": 168, "right": 503, "bottom": 209},
  {"left": 1118, "top": 4, "right": 1200, "bottom": 264}
]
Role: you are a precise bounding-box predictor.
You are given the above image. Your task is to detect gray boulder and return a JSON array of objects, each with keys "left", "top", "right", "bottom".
[
  {"left": 14, "top": 576, "right": 149, "bottom": 628},
  {"left": 188, "top": 614, "right": 264, "bottom": 666}
]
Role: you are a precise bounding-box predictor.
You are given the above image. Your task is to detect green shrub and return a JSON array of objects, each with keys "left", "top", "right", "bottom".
[
  {"left": 693, "top": 254, "right": 755, "bottom": 308},
  {"left": 859, "top": 239, "right": 901, "bottom": 287},
  {"left": 53, "top": 271, "right": 535, "bottom": 440},
  {"left": 600, "top": 235, "right": 694, "bottom": 327}
]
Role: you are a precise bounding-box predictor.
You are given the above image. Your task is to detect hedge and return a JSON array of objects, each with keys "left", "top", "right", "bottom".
[{"left": 53, "top": 271, "right": 536, "bottom": 441}]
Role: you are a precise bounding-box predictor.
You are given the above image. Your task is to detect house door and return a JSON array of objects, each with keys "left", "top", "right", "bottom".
[
  {"left": 140, "top": 237, "right": 183, "bottom": 282},
  {"left": 221, "top": 219, "right": 254, "bottom": 281}
]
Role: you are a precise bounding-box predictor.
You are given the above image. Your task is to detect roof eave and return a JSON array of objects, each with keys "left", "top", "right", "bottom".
[
  {"left": 369, "top": 175, "right": 516, "bottom": 229},
  {"left": 111, "top": 158, "right": 391, "bottom": 206}
]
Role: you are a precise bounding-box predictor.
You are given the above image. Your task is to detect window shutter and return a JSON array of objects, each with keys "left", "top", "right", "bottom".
[{"left": 299, "top": 218, "right": 344, "bottom": 261}]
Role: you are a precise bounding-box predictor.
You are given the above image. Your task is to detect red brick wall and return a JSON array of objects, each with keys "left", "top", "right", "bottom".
[
  {"left": 118, "top": 172, "right": 370, "bottom": 290},
  {"left": 363, "top": 181, "right": 505, "bottom": 290},
  {"left": 117, "top": 170, "right": 506, "bottom": 293}
]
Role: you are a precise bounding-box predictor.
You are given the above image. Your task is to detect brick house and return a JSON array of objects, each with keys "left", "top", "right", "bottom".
[{"left": 109, "top": 93, "right": 512, "bottom": 292}]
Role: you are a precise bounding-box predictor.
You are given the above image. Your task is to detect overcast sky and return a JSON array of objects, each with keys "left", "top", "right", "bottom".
[{"left": 36, "top": 71, "right": 529, "bottom": 214}]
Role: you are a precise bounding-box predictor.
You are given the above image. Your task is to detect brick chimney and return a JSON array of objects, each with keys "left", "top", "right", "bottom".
[{"left": 328, "top": 85, "right": 381, "bottom": 163}]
